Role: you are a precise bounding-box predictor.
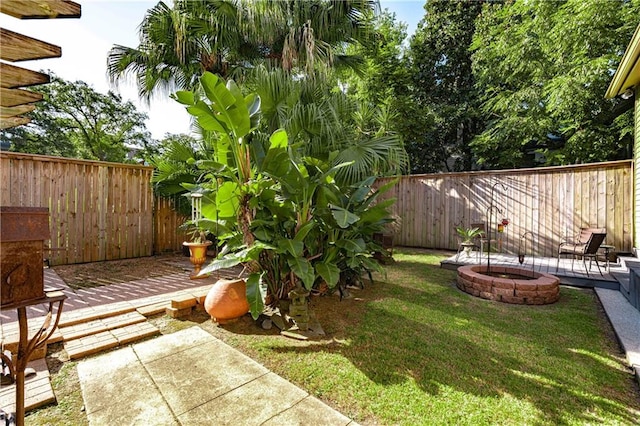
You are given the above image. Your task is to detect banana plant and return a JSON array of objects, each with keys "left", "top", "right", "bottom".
[{"left": 174, "top": 72, "right": 396, "bottom": 320}]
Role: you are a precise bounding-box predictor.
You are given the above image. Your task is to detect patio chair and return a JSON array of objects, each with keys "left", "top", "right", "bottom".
[{"left": 556, "top": 228, "right": 607, "bottom": 276}]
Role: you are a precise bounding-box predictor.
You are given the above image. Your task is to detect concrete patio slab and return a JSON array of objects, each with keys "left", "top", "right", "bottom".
[
  {"left": 77, "top": 347, "right": 176, "bottom": 425},
  {"left": 133, "top": 326, "right": 212, "bottom": 363},
  {"left": 262, "top": 394, "right": 354, "bottom": 426},
  {"left": 144, "top": 339, "right": 269, "bottom": 415},
  {"left": 77, "top": 327, "right": 357, "bottom": 426},
  {"left": 177, "top": 372, "right": 307, "bottom": 425}
]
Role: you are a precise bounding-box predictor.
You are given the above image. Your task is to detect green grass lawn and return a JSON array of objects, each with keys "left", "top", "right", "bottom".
[{"left": 203, "top": 249, "right": 640, "bottom": 425}]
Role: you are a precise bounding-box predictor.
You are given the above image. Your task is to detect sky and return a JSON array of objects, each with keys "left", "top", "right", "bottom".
[{"left": 0, "top": 0, "right": 426, "bottom": 140}]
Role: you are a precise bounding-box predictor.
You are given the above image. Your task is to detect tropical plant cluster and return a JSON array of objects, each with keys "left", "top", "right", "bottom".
[{"left": 173, "top": 73, "right": 396, "bottom": 319}]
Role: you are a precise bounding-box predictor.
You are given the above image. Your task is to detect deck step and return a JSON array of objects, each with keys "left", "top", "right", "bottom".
[
  {"left": 0, "top": 358, "right": 55, "bottom": 413},
  {"left": 58, "top": 303, "right": 136, "bottom": 327},
  {"left": 136, "top": 301, "right": 170, "bottom": 317},
  {"left": 64, "top": 322, "right": 160, "bottom": 360},
  {"left": 59, "top": 311, "right": 147, "bottom": 341}
]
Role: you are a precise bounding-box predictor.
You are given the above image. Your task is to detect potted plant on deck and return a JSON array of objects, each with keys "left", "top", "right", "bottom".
[{"left": 456, "top": 226, "right": 483, "bottom": 257}]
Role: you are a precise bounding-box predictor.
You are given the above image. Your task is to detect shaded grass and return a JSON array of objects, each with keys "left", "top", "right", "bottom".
[{"left": 203, "top": 249, "right": 640, "bottom": 425}]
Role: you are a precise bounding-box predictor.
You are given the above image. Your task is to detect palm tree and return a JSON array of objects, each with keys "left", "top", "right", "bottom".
[
  {"left": 246, "top": 66, "right": 408, "bottom": 184},
  {"left": 107, "top": 0, "right": 379, "bottom": 100}
]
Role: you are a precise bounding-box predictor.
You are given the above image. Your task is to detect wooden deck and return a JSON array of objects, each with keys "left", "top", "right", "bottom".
[{"left": 440, "top": 251, "right": 626, "bottom": 290}]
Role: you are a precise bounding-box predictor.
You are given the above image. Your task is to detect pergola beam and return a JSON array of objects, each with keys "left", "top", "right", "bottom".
[
  {"left": 0, "top": 104, "right": 36, "bottom": 118},
  {"left": 0, "top": 116, "right": 31, "bottom": 129},
  {"left": 0, "top": 28, "right": 61, "bottom": 62},
  {"left": 0, "top": 63, "right": 50, "bottom": 88},
  {"left": 0, "top": 0, "right": 81, "bottom": 19},
  {"left": 0, "top": 87, "right": 43, "bottom": 107},
  {"left": 0, "top": 0, "right": 80, "bottom": 130}
]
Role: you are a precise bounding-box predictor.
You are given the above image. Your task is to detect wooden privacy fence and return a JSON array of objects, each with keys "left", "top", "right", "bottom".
[
  {"left": 1, "top": 152, "right": 633, "bottom": 264},
  {"left": 153, "top": 195, "right": 188, "bottom": 254},
  {"left": 0, "top": 152, "right": 162, "bottom": 265},
  {"left": 375, "top": 160, "right": 633, "bottom": 258}
]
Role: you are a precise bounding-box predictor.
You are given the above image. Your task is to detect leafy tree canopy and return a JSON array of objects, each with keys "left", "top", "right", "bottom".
[
  {"left": 471, "top": 0, "right": 639, "bottom": 168},
  {"left": 1, "top": 74, "right": 152, "bottom": 163},
  {"left": 409, "top": 0, "right": 485, "bottom": 172}
]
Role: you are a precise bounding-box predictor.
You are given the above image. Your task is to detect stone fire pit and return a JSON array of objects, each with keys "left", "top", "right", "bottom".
[{"left": 456, "top": 265, "right": 560, "bottom": 305}]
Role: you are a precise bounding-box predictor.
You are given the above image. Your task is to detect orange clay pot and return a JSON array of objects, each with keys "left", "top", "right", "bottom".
[{"left": 204, "top": 278, "right": 250, "bottom": 324}]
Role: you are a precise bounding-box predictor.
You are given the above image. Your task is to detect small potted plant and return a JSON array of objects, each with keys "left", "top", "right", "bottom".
[
  {"left": 182, "top": 223, "right": 212, "bottom": 279},
  {"left": 456, "top": 226, "right": 483, "bottom": 257}
]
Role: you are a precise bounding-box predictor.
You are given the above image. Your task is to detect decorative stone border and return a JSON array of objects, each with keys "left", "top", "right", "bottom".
[{"left": 456, "top": 265, "right": 560, "bottom": 305}]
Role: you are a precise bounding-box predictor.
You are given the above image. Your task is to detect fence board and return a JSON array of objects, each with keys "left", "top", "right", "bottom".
[
  {"left": 2, "top": 152, "right": 634, "bottom": 263},
  {"left": 375, "top": 160, "right": 634, "bottom": 257},
  {"left": 0, "top": 152, "right": 154, "bottom": 265}
]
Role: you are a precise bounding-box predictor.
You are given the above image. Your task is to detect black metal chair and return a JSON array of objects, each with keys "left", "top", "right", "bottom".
[{"left": 557, "top": 230, "right": 607, "bottom": 276}]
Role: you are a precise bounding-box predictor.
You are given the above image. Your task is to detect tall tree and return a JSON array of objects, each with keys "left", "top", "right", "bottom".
[
  {"left": 341, "top": 9, "right": 409, "bottom": 105},
  {"left": 107, "top": 0, "right": 379, "bottom": 100},
  {"left": 1, "top": 75, "right": 151, "bottom": 163},
  {"left": 408, "top": 0, "right": 485, "bottom": 172},
  {"left": 471, "top": 0, "right": 639, "bottom": 168}
]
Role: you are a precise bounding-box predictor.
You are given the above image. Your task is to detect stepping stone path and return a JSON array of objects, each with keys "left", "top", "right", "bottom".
[{"left": 0, "top": 275, "right": 222, "bottom": 415}]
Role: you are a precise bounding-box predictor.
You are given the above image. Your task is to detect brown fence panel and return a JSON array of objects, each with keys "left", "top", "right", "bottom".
[
  {"left": 375, "top": 160, "right": 633, "bottom": 257},
  {"left": 2, "top": 152, "right": 632, "bottom": 263},
  {"left": 0, "top": 152, "right": 155, "bottom": 265},
  {"left": 153, "top": 196, "right": 188, "bottom": 254}
]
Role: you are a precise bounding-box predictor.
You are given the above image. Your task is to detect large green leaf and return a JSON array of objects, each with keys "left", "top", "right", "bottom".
[
  {"left": 293, "top": 221, "right": 315, "bottom": 242},
  {"left": 187, "top": 101, "right": 227, "bottom": 133},
  {"left": 269, "top": 129, "right": 288, "bottom": 149},
  {"left": 199, "top": 73, "right": 250, "bottom": 139},
  {"left": 174, "top": 91, "right": 195, "bottom": 106},
  {"left": 288, "top": 257, "right": 315, "bottom": 290},
  {"left": 246, "top": 273, "right": 265, "bottom": 320},
  {"left": 330, "top": 204, "right": 360, "bottom": 228},
  {"left": 360, "top": 256, "right": 383, "bottom": 273},
  {"left": 216, "top": 181, "right": 240, "bottom": 218},
  {"left": 358, "top": 199, "right": 395, "bottom": 224},
  {"left": 277, "top": 239, "right": 303, "bottom": 257},
  {"left": 316, "top": 262, "right": 340, "bottom": 288},
  {"left": 336, "top": 238, "right": 366, "bottom": 253},
  {"left": 226, "top": 80, "right": 251, "bottom": 137},
  {"left": 199, "top": 256, "right": 242, "bottom": 275},
  {"left": 234, "top": 242, "right": 272, "bottom": 261}
]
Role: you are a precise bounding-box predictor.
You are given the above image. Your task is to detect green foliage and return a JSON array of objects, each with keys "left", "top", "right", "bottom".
[
  {"left": 246, "top": 66, "right": 408, "bottom": 184},
  {"left": 408, "top": 0, "right": 485, "bottom": 172},
  {"left": 471, "top": 0, "right": 639, "bottom": 168},
  {"left": 455, "top": 226, "right": 483, "bottom": 243},
  {"left": 175, "top": 73, "right": 395, "bottom": 320},
  {"left": 2, "top": 74, "right": 151, "bottom": 163},
  {"left": 108, "top": 0, "right": 379, "bottom": 100},
  {"left": 339, "top": 10, "right": 420, "bottom": 174}
]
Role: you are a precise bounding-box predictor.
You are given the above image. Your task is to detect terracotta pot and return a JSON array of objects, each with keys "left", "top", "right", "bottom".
[
  {"left": 204, "top": 278, "right": 250, "bottom": 323},
  {"left": 183, "top": 241, "right": 212, "bottom": 279}
]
